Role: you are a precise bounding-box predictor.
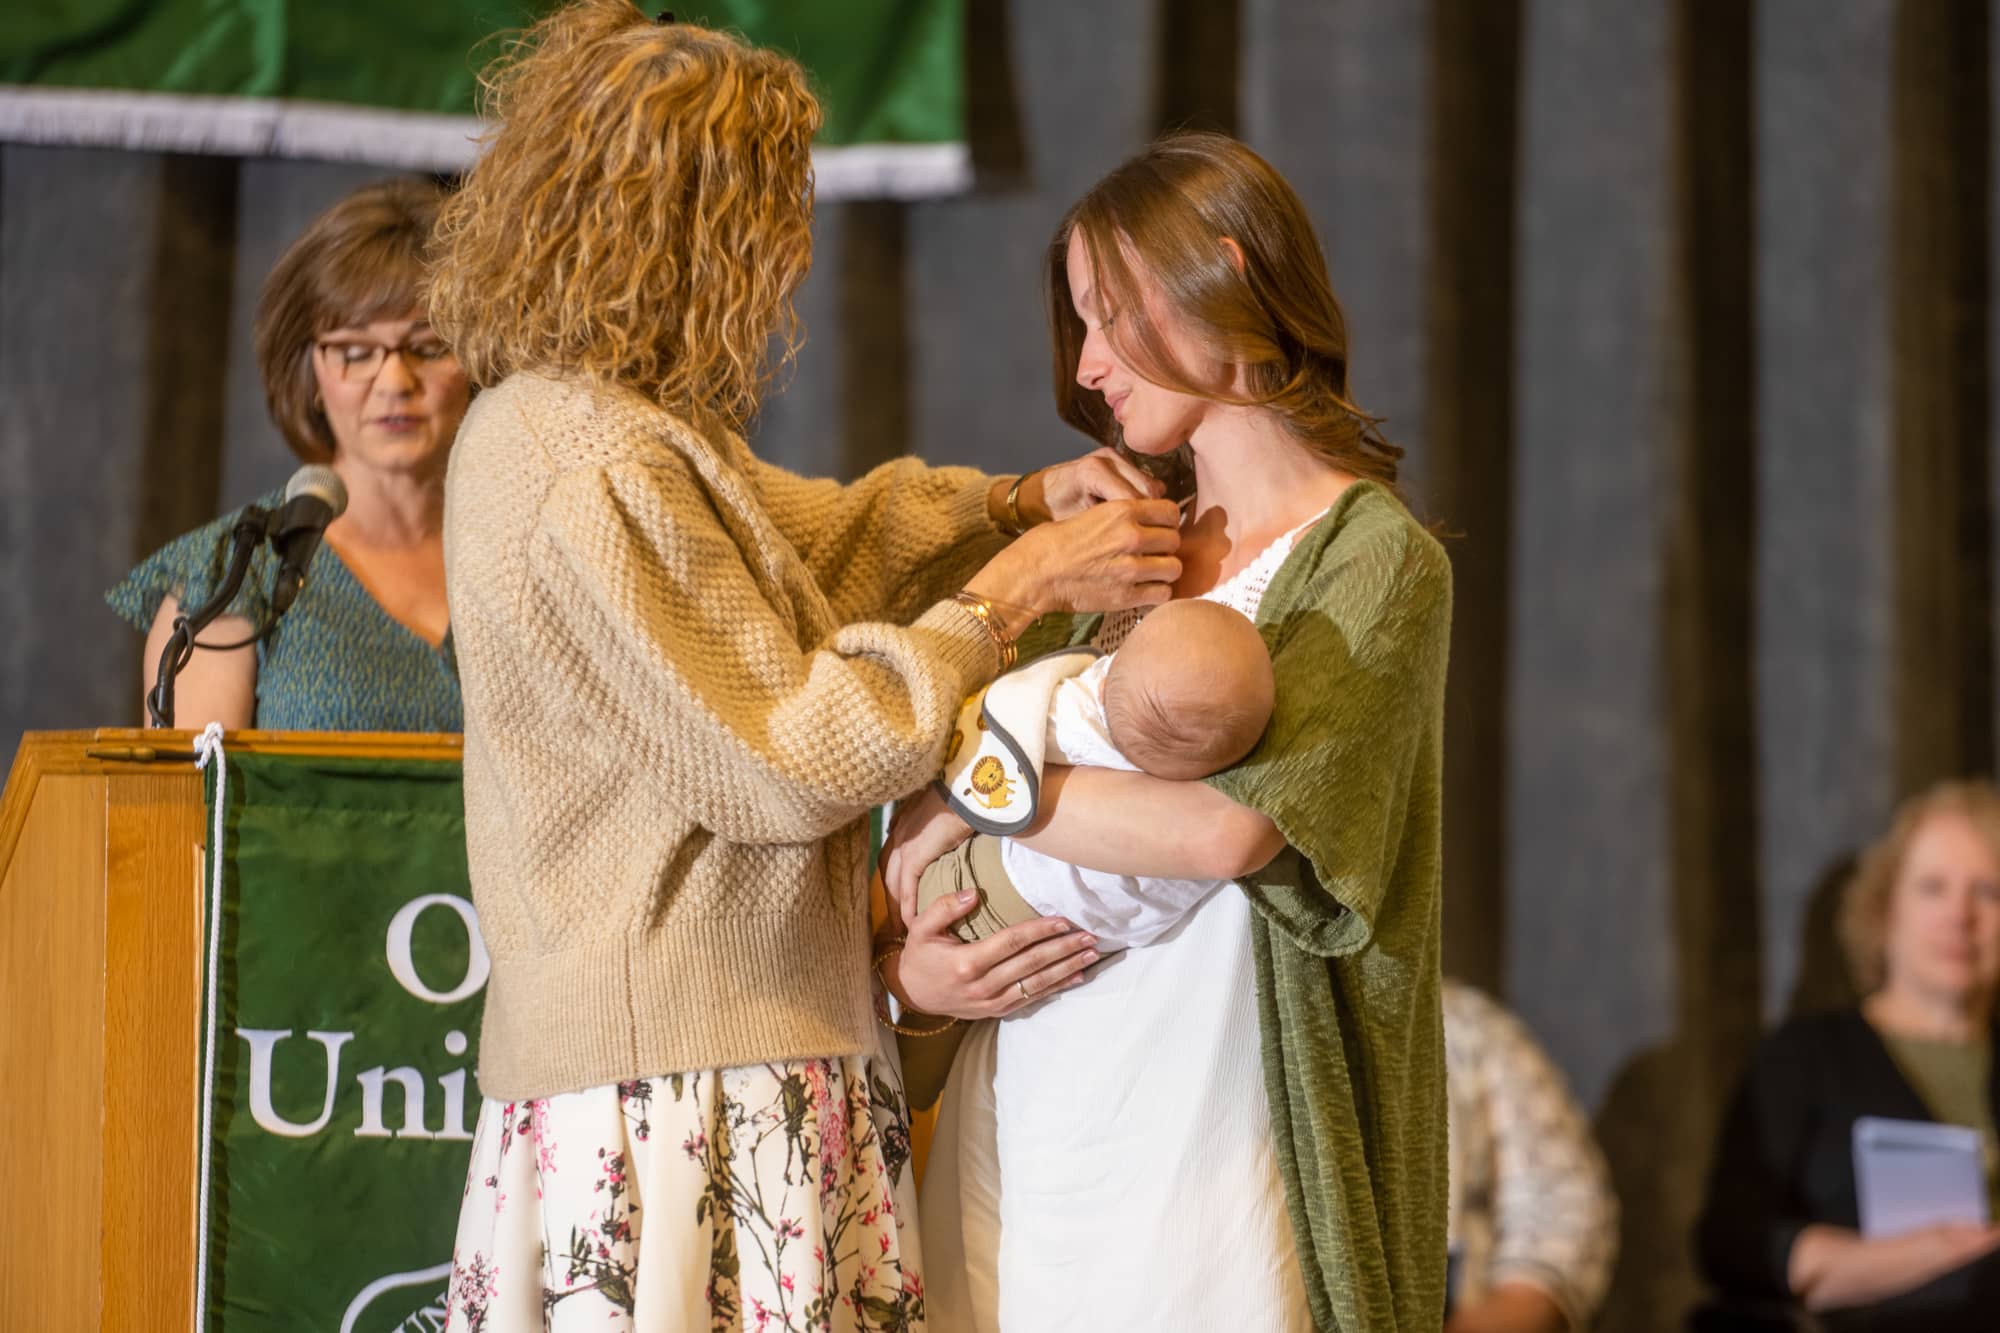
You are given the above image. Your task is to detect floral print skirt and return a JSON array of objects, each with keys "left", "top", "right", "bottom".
[{"left": 444, "top": 1057, "right": 926, "bottom": 1332}]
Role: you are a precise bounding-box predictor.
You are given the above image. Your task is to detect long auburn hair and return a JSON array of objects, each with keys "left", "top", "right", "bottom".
[
  {"left": 430, "top": 0, "right": 820, "bottom": 431},
  {"left": 1047, "top": 132, "right": 1402, "bottom": 490}
]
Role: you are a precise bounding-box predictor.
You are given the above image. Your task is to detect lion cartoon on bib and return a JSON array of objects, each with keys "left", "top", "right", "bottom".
[{"left": 964, "top": 754, "right": 1015, "bottom": 810}]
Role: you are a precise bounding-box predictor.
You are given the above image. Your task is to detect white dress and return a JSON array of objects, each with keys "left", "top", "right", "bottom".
[{"left": 920, "top": 520, "right": 1323, "bottom": 1333}]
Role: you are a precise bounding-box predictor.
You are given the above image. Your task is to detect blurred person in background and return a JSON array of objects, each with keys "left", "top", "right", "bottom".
[
  {"left": 1443, "top": 979, "right": 1618, "bottom": 1333},
  {"left": 1696, "top": 779, "right": 2000, "bottom": 1332}
]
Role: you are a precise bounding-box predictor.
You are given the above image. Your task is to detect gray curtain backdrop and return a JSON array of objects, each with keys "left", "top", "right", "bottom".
[{"left": 3, "top": 2, "right": 1996, "bottom": 1328}]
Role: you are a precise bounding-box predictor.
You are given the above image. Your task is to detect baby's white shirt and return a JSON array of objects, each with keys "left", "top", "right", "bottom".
[
  {"left": 1006, "top": 653, "right": 1215, "bottom": 947},
  {"left": 1001, "top": 508, "right": 1324, "bottom": 948},
  {"left": 1041, "top": 653, "right": 1132, "bottom": 771}
]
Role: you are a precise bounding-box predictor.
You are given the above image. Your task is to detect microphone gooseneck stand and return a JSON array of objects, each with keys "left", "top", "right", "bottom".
[
  {"left": 144, "top": 465, "right": 349, "bottom": 729},
  {"left": 145, "top": 505, "right": 273, "bottom": 730}
]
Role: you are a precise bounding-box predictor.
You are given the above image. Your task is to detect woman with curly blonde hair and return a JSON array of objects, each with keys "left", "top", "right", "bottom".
[
  {"left": 1698, "top": 779, "right": 2000, "bottom": 1330},
  {"left": 432, "top": 4, "right": 1183, "bottom": 1328}
]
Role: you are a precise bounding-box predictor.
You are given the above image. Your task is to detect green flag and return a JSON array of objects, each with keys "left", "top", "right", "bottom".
[
  {"left": 199, "top": 751, "right": 487, "bottom": 1331},
  {"left": 192, "top": 749, "right": 897, "bottom": 1330},
  {"left": 0, "top": 1, "right": 968, "bottom": 197}
]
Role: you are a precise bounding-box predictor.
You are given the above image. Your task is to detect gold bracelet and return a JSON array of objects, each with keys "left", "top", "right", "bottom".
[
  {"left": 871, "top": 944, "right": 962, "bottom": 1037},
  {"left": 1001, "top": 469, "right": 1038, "bottom": 537},
  {"left": 951, "top": 590, "right": 1018, "bottom": 671},
  {"left": 982, "top": 594, "right": 1040, "bottom": 624}
]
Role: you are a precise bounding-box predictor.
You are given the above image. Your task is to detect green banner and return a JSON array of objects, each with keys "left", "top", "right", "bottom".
[
  {"left": 199, "top": 751, "right": 486, "bottom": 1332},
  {"left": 0, "top": 1, "right": 967, "bottom": 197}
]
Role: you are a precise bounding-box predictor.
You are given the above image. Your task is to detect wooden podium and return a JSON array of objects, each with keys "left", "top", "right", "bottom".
[{"left": 0, "top": 728, "right": 460, "bottom": 1333}]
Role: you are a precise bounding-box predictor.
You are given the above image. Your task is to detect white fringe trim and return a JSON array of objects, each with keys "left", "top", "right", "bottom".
[
  {"left": 813, "top": 141, "right": 973, "bottom": 199},
  {"left": 0, "top": 88, "right": 482, "bottom": 170},
  {"left": 192, "top": 721, "right": 229, "bottom": 1333},
  {"left": 0, "top": 86, "right": 972, "bottom": 198}
]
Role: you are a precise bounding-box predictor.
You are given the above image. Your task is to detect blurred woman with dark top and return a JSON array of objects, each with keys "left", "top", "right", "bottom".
[{"left": 1697, "top": 779, "right": 2000, "bottom": 1331}]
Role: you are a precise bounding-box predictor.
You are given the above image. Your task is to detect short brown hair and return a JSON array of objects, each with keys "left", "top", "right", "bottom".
[
  {"left": 253, "top": 176, "right": 446, "bottom": 461},
  {"left": 1048, "top": 131, "right": 1403, "bottom": 490},
  {"left": 1839, "top": 778, "right": 2000, "bottom": 993},
  {"left": 429, "top": 0, "right": 820, "bottom": 433}
]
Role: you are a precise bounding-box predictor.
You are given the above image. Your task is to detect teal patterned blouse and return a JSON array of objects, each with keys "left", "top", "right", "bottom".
[{"left": 106, "top": 490, "right": 462, "bottom": 732}]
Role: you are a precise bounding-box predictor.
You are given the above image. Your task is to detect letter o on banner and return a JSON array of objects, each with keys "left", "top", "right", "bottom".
[{"left": 386, "top": 894, "right": 491, "bottom": 1004}]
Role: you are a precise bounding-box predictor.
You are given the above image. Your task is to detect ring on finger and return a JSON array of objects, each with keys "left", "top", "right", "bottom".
[{"left": 1017, "top": 978, "right": 1030, "bottom": 1001}]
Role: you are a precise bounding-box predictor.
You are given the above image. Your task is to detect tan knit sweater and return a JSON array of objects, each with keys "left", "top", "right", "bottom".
[{"left": 444, "top": 372, "right": 1008, "bottom": 1099}]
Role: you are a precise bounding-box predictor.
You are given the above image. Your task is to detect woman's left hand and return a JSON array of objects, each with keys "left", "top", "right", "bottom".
[
  {"left": 884, "top": 892, "right": 1098, "bottom": 1020},
  {"left": 882, "top": 784, "right": 976, "bottom": 925},
  {"left": 1033, "top": 447, "right": 1165, "bottom": 522}
]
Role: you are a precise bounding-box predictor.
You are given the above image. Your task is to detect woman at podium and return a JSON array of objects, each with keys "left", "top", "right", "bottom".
[
  {"left": 426, "top": 3, "right": 1177, "bottom": 1326},
  {"left": 107, "top": 177, "right": 468, "bottom": 732}
]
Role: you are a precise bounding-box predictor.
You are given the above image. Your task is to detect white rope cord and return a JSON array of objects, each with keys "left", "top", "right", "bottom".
[{"left": 191, "top": 722, "right": 228, "bottom": 1333}]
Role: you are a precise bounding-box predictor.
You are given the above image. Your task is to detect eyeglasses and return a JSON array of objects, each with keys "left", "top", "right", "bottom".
[{"left": 314, "top": 336, "right": 457, "bottom": 383}]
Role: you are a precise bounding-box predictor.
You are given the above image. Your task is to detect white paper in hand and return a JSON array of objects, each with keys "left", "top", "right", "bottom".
[{"left": 1852, "top": 1116, "right": 1990, "bottom": 1238}]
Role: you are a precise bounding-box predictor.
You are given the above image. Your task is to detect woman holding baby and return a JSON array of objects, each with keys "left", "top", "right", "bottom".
[
  {"left": 880, "top": 133, "right": 1454, "bottom": 1331},
  {"left": 433, "top": 5, "right": 1447, "bottom": 1329},
  {"left": 432, "top": 5, "right": 1180, "bottom": 1328}
]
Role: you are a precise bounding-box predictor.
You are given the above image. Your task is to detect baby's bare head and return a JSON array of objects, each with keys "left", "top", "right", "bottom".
[{"left": 1101, "top": 600, "right": 1275, "bottom": 781}]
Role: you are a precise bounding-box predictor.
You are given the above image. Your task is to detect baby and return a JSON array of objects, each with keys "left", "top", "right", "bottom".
[{"left": 915, "top": 598, "right": 1275, "bottom": 941}]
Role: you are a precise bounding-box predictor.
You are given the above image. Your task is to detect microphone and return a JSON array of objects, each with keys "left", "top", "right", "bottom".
[
  {"left": 143, "top": 467, "right": 345, "bottom": 728},
  {"left": 268, "top": 465, "right": 348, "bottom": 615}
]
